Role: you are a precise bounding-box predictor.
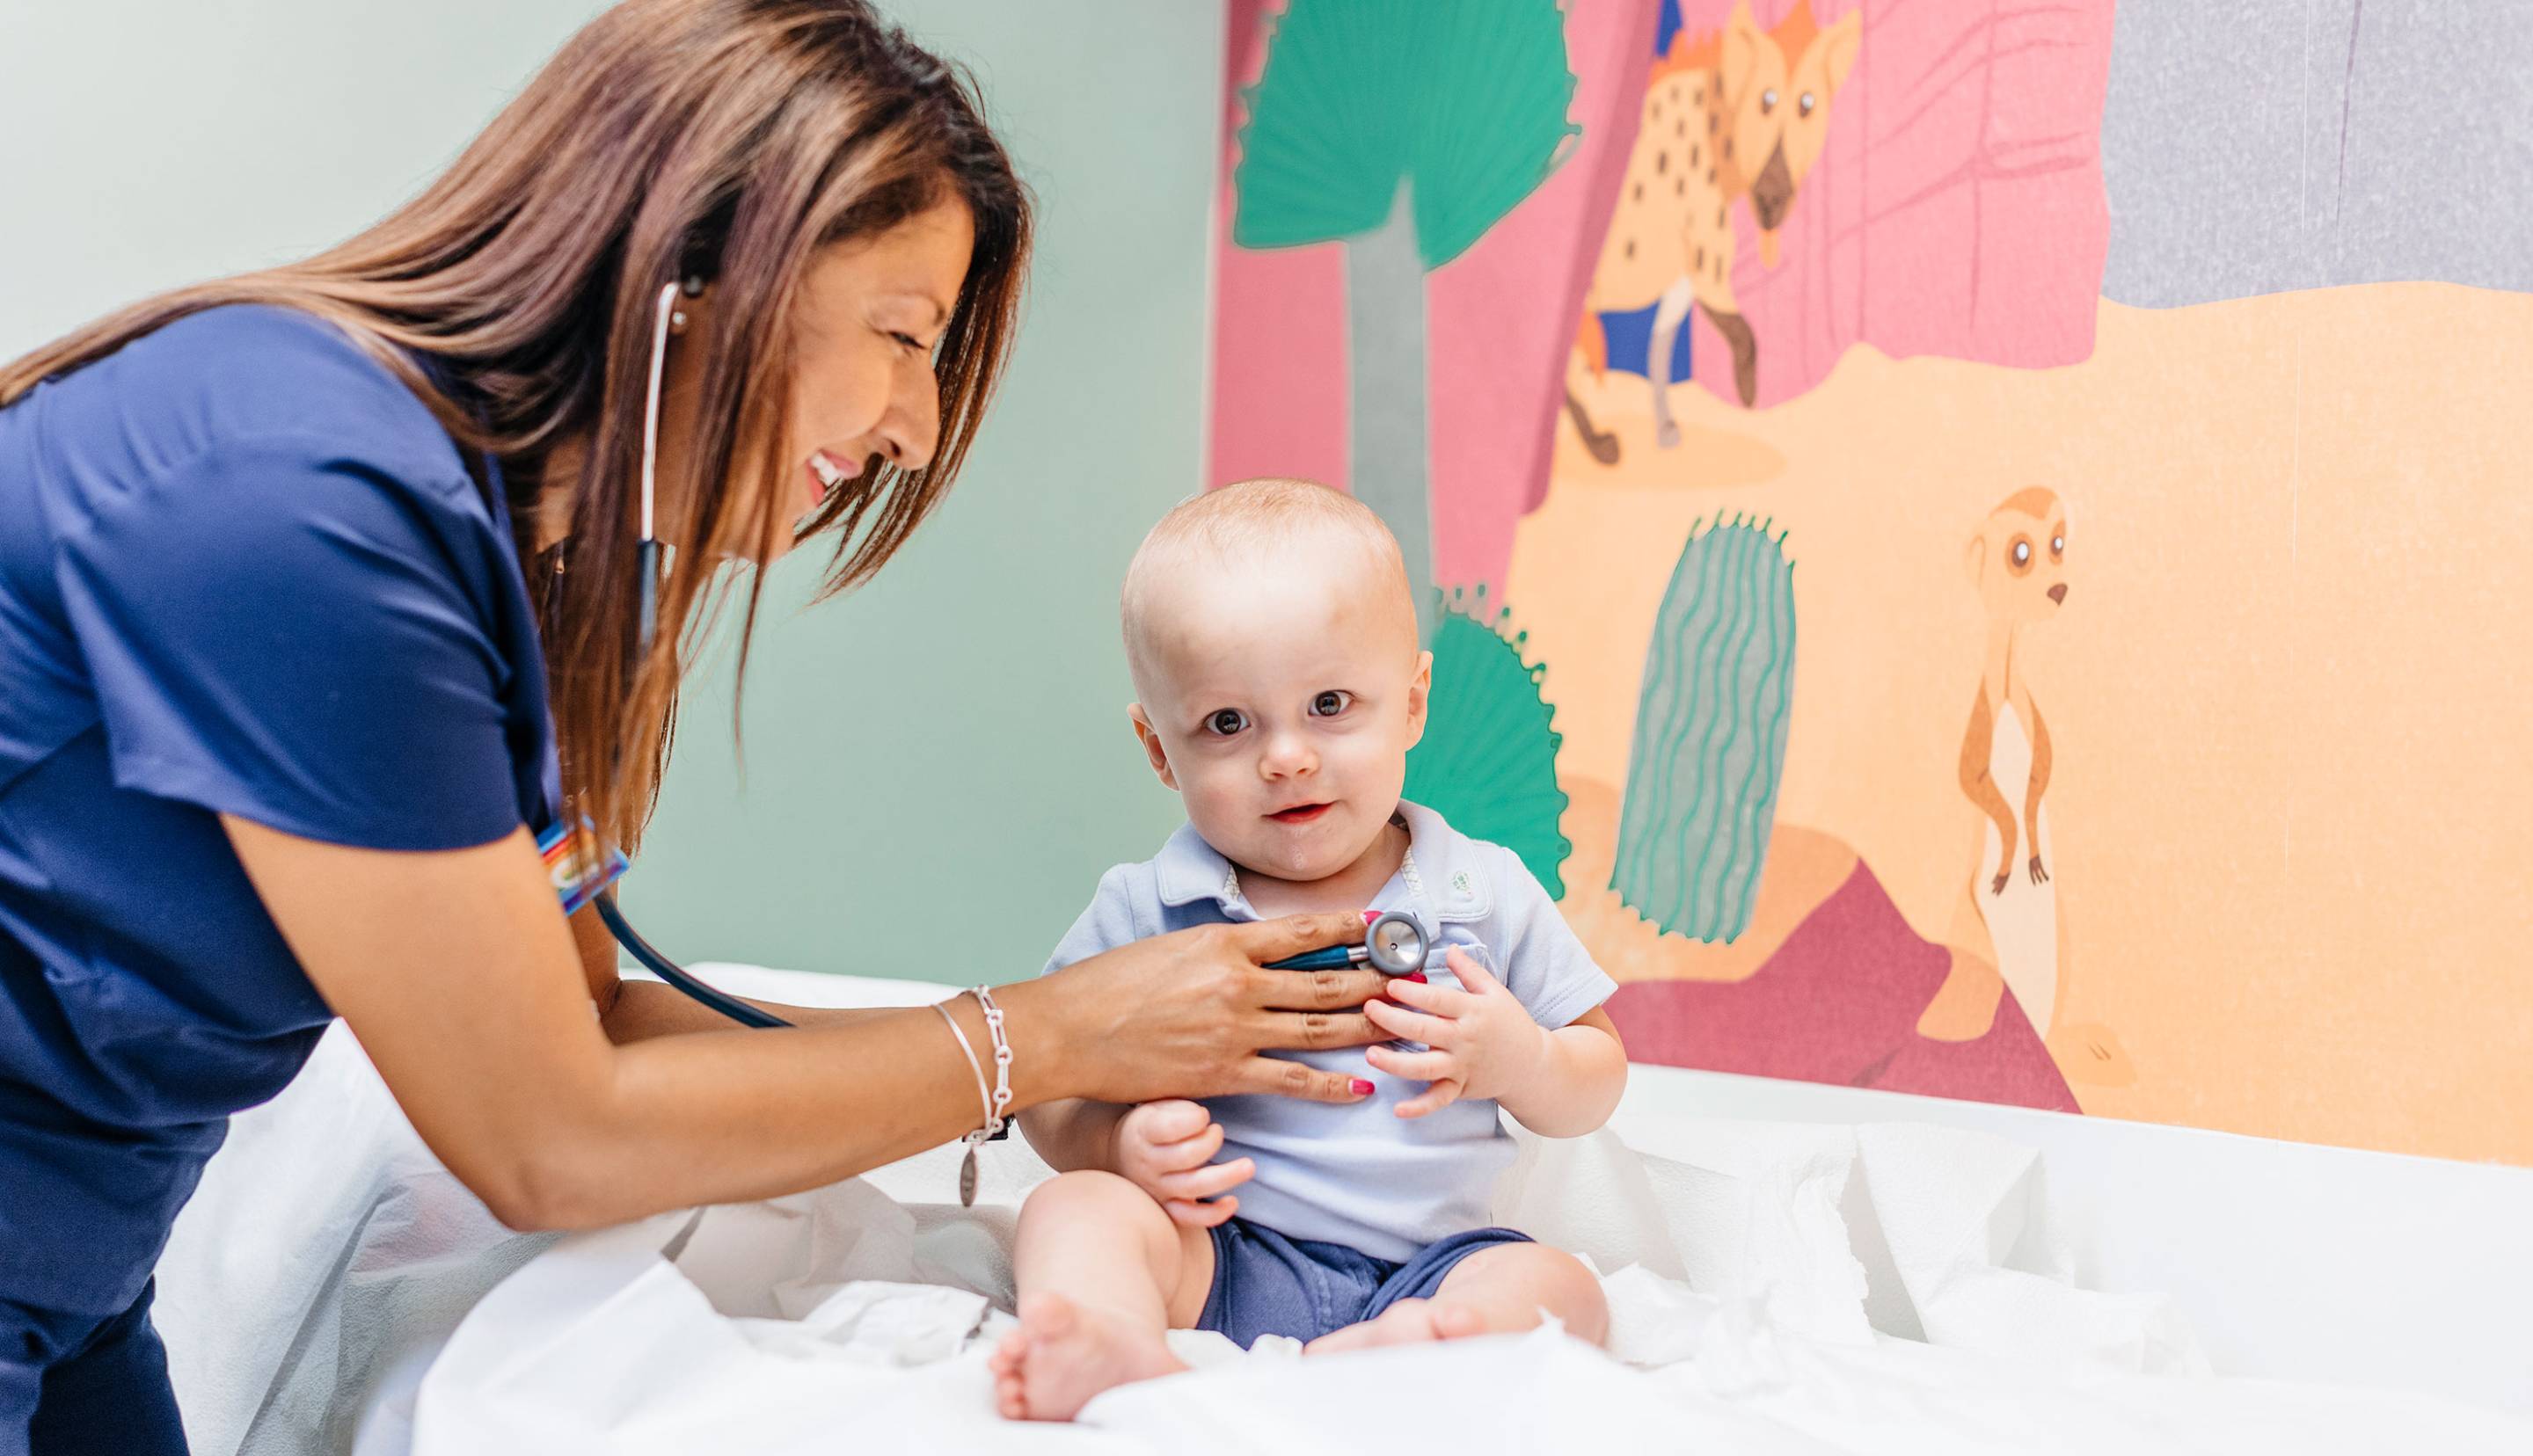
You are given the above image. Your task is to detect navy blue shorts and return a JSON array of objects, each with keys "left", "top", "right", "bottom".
[
  {"left": 1, "top": 1279, "right": 187, "bottom": 1456},
  {"left": 1197, "top": 1218, "right": 1532, "bottom": 1347}
]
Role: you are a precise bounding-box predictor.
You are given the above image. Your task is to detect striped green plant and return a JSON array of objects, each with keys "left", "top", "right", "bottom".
[
  {"left": 1613, "top": 518, "right": 1797, "bottom": 942},
  {"left": 1402, "top": 588, "right": 1571, "bottom": 898}
]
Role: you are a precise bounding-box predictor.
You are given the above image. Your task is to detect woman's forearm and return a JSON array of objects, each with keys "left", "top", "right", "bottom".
[
  {"left": 597, "top": 978, "right": 899, "bottom": 1043},
  {"left": 517, "top": 977, "right": 1084, "bottom": 1229}
]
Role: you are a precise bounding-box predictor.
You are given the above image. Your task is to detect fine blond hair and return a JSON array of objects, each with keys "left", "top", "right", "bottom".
[{"left": 1121, "top": 477, "right": 1410, "bottom": 698}]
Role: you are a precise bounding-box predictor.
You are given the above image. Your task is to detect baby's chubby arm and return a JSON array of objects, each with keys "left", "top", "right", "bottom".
[
  {"left": 1504, "top": 1002, "right": 1627, "bottom": 1137},
  {"left": 1016, "top": 1097, "right": 1128, "bottom": 1174}
]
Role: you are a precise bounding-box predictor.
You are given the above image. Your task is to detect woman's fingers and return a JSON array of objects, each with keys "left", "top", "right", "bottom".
[
  {"left": 1231, "top": 910, "right": 1368, "bottom": 966},
  {"left": 1395, "top": 1078, "right": 1463, "bottom": 1118},
  {"left": 1253, "top": 1008, "right": 1383, "bottom": 1053},
  {"left": 1164, "top": 1196, "right": 1239, "bottom": 1229},
  {"left": 1363, "top": 996, "right": 1454, "bottom": 1047},
  {"left": 1152, "top": 1157, "right": 1253, "bottom": 1201},
  {"left": 1234, "top": 1055, "right": 1374, "bottom": 1103},
  {"left": 1251, "top": 965, "right": 1389, "bottom": 1015}
]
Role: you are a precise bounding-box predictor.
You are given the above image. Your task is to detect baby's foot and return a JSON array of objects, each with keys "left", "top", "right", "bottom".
[
  {"left": 988, "top": 1292, "right": 1187, "bottom": 1421},
  {"left": 1302, "top": 1296, "right": 1493, "bottom": 1357}
]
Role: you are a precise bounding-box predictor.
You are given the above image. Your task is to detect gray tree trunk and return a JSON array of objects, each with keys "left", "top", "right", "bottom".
[{"left": 1345, "top": 184, "right": 1434, "bottom": 644}]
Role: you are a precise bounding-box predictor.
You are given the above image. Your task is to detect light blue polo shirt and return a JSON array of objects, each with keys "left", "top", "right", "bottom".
[{"left": 1042, "top": 801, "right": 1617, "bottom": 1262}]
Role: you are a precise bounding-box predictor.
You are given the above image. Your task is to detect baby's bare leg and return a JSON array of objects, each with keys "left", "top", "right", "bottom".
[
  {"left": 1305, "top": 1243, "right": 1606, "bottom": 1355},
  {"left": 989, "top": 1171, "right": 1215, "bottom": 1421}
]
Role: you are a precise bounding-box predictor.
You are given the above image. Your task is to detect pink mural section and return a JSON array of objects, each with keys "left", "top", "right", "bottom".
[
  {"left": 1207, "top": 0, "right": 1347, "bottom": 495},
  {"left": 1424, "top": 1, "right": 1656, "bottom": 593},
  {"left": 1211, "top": 0, "right": 2117, "bottom": 590},
  {"left": 1208, "top": 0, "right": 1663, "bottom": 595},
  {"left": 1687, "top": 0, "right": 2117, "bottom": 410},
  {"left": 1606, "top": 863, "right": 2079, "bottom": 1111}
]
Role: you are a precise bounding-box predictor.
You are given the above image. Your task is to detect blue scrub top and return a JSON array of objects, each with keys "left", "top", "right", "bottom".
[{"left": 0, "top": 305, "right": 559, "bottom": 1314}]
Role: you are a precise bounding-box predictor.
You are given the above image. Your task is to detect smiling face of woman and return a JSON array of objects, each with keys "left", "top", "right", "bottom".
[{"left": 654, "top": 194, "right": 977, "bottom": 566}]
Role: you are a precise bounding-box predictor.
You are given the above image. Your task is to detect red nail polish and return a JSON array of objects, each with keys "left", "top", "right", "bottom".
[
  {"left": 1361, "top": 909, "right": 1382, "bottom": 925},
  {"left": 1400, "top": 972, "right": 1427, "bottom": 984},
  {"left": 1350, "top": 1078, "right": 1375, "bottom": 1096}
]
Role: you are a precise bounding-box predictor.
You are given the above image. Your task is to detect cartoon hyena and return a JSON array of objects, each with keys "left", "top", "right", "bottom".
[{"left": 1566, "top": 0, "right": 1858, "bottom": 458}]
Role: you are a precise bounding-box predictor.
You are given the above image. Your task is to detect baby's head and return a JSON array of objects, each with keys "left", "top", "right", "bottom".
[{"left": 1121, "top": 478, "right": 1431, "bottom": 888}]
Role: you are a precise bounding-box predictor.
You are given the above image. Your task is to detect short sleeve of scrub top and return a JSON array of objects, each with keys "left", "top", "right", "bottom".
[{"left": 0, "top": 304, "right": 557, "bottom": 1314}]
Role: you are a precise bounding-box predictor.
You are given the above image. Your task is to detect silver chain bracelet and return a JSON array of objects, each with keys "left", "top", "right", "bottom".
[{"left": 935, "top": 987, "right": 1015, "bottom": 1207}]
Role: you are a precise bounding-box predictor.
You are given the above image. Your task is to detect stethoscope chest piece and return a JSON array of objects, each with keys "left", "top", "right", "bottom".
[{"left": 1363, "top": 910, "right": 1429, "bottom": 976}]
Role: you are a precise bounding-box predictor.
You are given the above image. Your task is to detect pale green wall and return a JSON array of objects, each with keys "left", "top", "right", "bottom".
[
  {"left": 0, "top": 2, "right": 1223, "bottom": 984},
  {"left": 628, "top": 5, "right": 1223, "bottom": 980}
]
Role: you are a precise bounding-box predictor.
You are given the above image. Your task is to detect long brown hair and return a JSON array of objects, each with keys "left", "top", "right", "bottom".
[{"left": 0, "top": 0, "right": 1031, "bottom": 852}]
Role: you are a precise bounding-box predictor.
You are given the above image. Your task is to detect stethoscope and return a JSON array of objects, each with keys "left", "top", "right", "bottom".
[{"left": 588, "top": 281, "right": 1434, "bottom": 1026}]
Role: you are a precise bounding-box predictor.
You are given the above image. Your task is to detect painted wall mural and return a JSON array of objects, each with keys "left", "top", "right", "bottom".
[{"left": 1211, "top": 0, "right": 2533, "bottom": 1166}]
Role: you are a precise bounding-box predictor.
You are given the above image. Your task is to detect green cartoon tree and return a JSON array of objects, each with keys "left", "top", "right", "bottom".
[
  {"left": 1232, "top": 0, "right": 1578, "bottom": 641},
  {"left": 1402, "top": 591, "right": 1572, "bottom": 897}
]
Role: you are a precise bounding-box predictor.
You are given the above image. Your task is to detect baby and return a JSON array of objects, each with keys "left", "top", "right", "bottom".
[{"left": 989, "top": 478, "right": 1627, "bottom": 1421}]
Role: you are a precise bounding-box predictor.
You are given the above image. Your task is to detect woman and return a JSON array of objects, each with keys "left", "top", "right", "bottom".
[{"left": 0, "top": 3, "right": 1386, "bottom": 1449}]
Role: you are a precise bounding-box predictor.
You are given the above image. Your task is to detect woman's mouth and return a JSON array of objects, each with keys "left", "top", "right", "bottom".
[
  {"left": 1269, "top": 803, "right": 1332, "bottom": 824},
  {"left": 803, "top": 451, "right": 853, "bottom": 518}
]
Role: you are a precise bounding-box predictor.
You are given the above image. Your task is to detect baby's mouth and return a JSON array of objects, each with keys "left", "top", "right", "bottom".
[{"left": 1269, "top": 802, "right": 1332, "bottom": 825}]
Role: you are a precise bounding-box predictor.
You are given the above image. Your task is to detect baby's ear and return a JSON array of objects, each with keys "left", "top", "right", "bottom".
[
  {"left": 1404, "top": 649, "right": 1434, "bottom": 751},
  {"left": 1128, "top": 703, "right": 1178, "bottom": 790}
]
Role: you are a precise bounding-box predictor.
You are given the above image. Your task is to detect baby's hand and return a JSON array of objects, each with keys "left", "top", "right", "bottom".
[
  {"left": 1362, "top": 947, "right": 1551, "bottom": 1117},
  {"left": 1114, "top": 1099, "right": 1253, "bottom": 1228}
]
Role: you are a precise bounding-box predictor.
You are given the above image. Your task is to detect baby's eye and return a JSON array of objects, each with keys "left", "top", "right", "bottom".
[
  {"left": 1205, "top": 709, "right": 1250, "bottom": 737},
  {"left": 1309, "top": 690, "right": 1353, "bottom": 717}
]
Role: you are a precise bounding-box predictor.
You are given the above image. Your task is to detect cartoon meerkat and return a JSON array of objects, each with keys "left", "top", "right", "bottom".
[
  {"left": 1916, "top": 488, "right": 2070, "bottom": 1045},
  {"left": 1960, "top": 488, "right": 2067, "bottom": 895}
]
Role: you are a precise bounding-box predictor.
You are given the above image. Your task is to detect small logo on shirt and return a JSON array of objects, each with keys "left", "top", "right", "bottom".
[{"left": 537, "top": 819, "right": 630, "bottom": 915}]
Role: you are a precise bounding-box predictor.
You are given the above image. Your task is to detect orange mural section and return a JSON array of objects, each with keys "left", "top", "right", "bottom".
[
  {"left": 1211, "top": 0, "right": 2533, "bottom": 1167},
  {"left": 1522, "top": 285, "right": 2533, "bottom": 1163}
]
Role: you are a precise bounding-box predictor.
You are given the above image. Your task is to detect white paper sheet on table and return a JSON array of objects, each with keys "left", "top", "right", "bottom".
[
  {"left": 400, "top": 1157, "right": 2529, "bottom": 1456},
  {"left": 157, "top": 1006, "right": 2533, "bottom": 1456}
]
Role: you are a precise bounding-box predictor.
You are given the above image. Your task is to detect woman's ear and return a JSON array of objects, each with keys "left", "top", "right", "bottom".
[
  {"left": 1128, "top": 703, "right": 1177, "bottom": 790},
  {"left": 1403, "top": 649, "right": 1434, "bottom": 752},
  {"left": 668, "top": 276, "right": 709, "bottom": 335}
]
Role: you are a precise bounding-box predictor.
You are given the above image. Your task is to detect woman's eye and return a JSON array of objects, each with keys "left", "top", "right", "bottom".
[
  {"left": 889, "top": 331, "right": 923, "bottom": 353},
  {"left": 1205, "top": 709, "right": 1249, "bottom": 737},
  {"left": 1310, "top": 690, "right": 1352, "bottom": 717}
]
